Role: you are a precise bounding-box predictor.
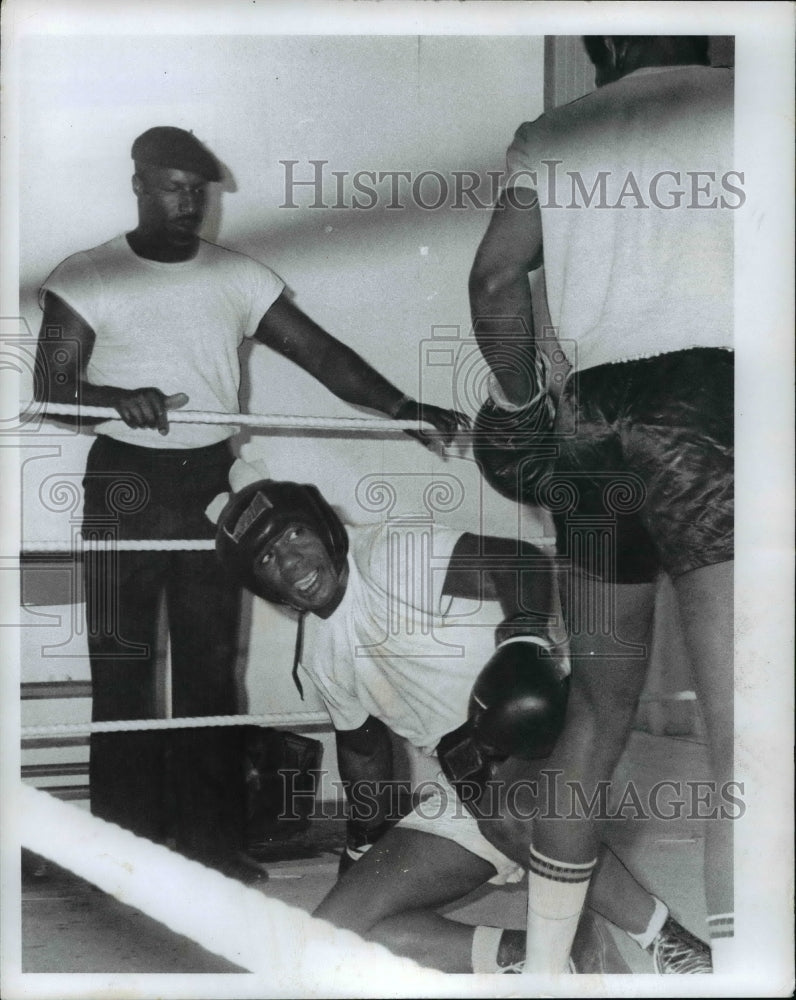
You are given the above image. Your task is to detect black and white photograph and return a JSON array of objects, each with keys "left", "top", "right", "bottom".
[{"left": 1, "top": 2, "right": 793, "bottom": 998}]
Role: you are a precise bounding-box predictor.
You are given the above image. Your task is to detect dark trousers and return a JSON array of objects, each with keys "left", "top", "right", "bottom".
[{"left": 82, "top": 435, "right": 245, "bottom": 864}]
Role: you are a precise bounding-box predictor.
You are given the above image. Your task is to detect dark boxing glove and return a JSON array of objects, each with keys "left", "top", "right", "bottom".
[
  {"left": 437, "top": 636, "right": 569, "bottom": 815},
  {"left": 472, "top": 372, "right": 558, "bottom": 507},
  {"left": 337, "top": 818, "right": 391, "bottom": 879}
]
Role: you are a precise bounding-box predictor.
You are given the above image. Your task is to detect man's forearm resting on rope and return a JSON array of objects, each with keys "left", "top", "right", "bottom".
[
  {"left": 36, "top": 288, "right": 466, "bottom": 449},
  {"left": 253, "top": 294, "right": 467, "bottom": 450}
]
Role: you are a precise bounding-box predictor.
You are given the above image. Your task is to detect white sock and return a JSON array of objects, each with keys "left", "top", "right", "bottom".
[
  {"left": 627, "top": 895, "right": 669, "bottom": 950},
  {"left": 525, "top": 844, "right": 597, "bottom": 974},
  {"left": 707, "top": 913, "right": 734, "bottom": 973},
  {"left": 471, "top": 925, "right": 503, "bottom": 973}
]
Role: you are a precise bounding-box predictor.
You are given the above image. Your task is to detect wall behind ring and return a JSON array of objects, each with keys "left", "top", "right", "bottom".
[{"left": 15, "top": 34, "right": 549, "bottom": 790}]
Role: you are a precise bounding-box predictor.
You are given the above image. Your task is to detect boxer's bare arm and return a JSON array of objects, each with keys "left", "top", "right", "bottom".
[
  {"left": 469, "top": 191, "right": 544, "bottom": 408},
  {"left": 254, "top": 293, "right": 466, "bottom": 451},
  {"left": 443, "top": 532, "right": 564, "bottom": 646}
]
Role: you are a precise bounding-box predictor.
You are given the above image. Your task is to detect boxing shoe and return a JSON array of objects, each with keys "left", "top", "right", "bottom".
[{"left": 651, "top": 916, "right": 712, "bottom": 973}]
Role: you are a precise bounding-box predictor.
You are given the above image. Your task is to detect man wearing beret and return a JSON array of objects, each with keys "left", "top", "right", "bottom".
[{"left": 34, "top": 126, "right": 465, "bottom": 882}]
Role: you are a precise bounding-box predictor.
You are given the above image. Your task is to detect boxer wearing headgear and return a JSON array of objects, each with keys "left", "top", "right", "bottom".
[
  {"left": 216, "top": 479, "right": 349, "bottom": 610},
  {"left": 215, "top": 476, "right": 569, "bottom": 780},
  {"left": 34, "top": 123, "right": 467, "bottom": 883},
  {"left": 212, "top": 476, "right": 703, "bottom": 973}
]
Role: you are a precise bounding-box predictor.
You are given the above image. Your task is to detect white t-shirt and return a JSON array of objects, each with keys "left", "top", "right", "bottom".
[
  {"left": 40, "top": 235, "right": 285, "bottom": 448},
  {"left": 300, "top": 522, "right": 506, "bottom": 755},
  {"left": 506, "top": 66, "right": 735, "bottom": 372}
]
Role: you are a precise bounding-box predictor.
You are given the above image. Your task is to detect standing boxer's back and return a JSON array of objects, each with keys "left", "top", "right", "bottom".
[{"left": 506, "top": 64, "right": 735, "bottom": 372}]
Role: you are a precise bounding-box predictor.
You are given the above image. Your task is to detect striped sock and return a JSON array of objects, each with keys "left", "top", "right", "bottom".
[
  {"left": 707, "top": 912, "right": 734, "bottom": 973},
  {"left": 525, "top": 844, "right": 597, "bottom": 973}
]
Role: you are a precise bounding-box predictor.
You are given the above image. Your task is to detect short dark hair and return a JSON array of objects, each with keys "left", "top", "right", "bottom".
[{"left": 583, "top": 35, "right": 710, "bottom": 68}]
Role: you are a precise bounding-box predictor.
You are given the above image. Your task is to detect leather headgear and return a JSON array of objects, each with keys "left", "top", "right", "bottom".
[{"left": 215, "top": 479, "right": 348, "bottom": 605}]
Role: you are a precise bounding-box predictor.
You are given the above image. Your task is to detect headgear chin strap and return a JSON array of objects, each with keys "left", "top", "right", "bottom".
[{"left": 215, "top": 479, "right": 349, "bottom": 607}]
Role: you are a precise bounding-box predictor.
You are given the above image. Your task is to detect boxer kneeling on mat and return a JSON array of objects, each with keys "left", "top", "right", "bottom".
[{"left": 212, "top": 475, "right": 710, "bottom": 973}]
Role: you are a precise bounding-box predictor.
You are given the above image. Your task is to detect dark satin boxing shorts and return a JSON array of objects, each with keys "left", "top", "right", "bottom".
[{"left": 475, "top": 348, "right": 734, "bottom": 584}]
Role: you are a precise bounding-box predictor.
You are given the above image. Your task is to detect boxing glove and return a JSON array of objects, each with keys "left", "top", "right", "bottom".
[
  {"left": 437, "top": 636, "right": 569, "bottom": 812},
  {"left": 472, "top": 393, "right": 558, "bottom": 507}
]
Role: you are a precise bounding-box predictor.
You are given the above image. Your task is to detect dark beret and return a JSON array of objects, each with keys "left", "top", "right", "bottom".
[{"left": 131, "top": 126, "right": 221, "bottom": 182}]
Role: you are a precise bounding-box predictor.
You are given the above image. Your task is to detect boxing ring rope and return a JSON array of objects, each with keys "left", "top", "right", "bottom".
[
  {"left": 21, "top": 533, "right": 331, "bottom": 737},
  {"left": 25, "top": 539, "right": 216, "bottom": 551},
  {"left": 19, "top": 402, "right": 477, "bottom": 739},
  {"left": 25, "top": 401, "right": 443, "bottom": 433},
  {"left": 22, "top": 712, "right": 330, "bottom": 738},
  {"left": 22, "top": 711, "right": 328, "bottom": 738},
  {"left": 16, "top": 403, "right": 559, "bottom": 746},
  {"left": 17, "top": 400, "right": 525, "bottom": 985},
  {"left": 16, "top": 405, "right": 460, "bottom": 988},
  {"left": 17, "top": 401, "right": 597, "bottom": 987},
  {"left": 18, "top": 782, "right": 447, "bottom": 990}
]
